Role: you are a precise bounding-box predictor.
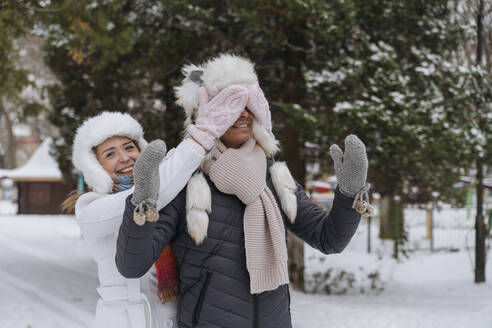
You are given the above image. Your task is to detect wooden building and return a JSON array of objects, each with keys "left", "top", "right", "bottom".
[{"left": 0, "top": 138, "right": 72, "bottom": 214}]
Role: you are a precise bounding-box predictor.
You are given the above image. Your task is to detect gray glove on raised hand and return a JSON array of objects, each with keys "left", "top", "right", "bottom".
[
  {"left": 330, "top": 135, "right": 374, "bottom": 217},
  {"left": 131, "top": 139, "right": 167, "bottom": 226}
]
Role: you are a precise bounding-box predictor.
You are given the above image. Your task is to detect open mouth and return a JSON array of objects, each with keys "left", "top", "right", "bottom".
[
  {"left": 116, "top": 166, "right": 134, "bottom": 175},
  {"left": 232, "top": 122, "right": 249, "bottom": 129}
]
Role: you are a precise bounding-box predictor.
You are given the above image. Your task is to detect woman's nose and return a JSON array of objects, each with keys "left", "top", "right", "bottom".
[
  {"left": 119, "top": 152, "right": 131, "bottom": 162},
  {"left": 239, "top": 109, "right": 250, "bottom": 118}
]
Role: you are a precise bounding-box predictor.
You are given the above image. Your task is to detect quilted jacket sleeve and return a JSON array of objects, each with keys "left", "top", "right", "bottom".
[
  {"left": 285, "top": 184, "right": 361, "bottom": 254},
  {"left": 116, "top": 190, "right": 186, "bottom": 278}
]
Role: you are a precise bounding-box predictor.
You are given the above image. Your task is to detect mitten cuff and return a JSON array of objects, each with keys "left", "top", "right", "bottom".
[
  {"left": 132, "top": 198, "right": 158, "bottom": 226},
  {"left": 183, "top": 137, "right": 207, "bottom": 155},
  {"left": 188, "top": 125, "right": 215, "bottom": 150},
  {"left": 351, "top": 183, "right": 375, "bottom": 217}
]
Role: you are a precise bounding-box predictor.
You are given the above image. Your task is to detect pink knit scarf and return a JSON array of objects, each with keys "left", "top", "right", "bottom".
[{"left": 201, "top": 138, "right": 289, "bottom": 294}]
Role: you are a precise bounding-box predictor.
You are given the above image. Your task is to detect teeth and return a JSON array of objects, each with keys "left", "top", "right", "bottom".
[
  {"left": 234, "top": 124, "right": 248, "bottom": 128},
  {"left": 119, "top": 166, "right": 133, "bottom": 173}
]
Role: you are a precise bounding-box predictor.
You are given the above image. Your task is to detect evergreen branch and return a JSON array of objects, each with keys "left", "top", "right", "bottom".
[{"left": 14, "top": 0, "right": 63, "bottom": 13}]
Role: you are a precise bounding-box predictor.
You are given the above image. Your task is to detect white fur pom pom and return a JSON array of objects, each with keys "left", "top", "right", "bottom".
[
  {"left": 186, "top": 172, "right": 211, "bottom": 213},
  {"left": 186, "top": 172, "right": 211, "bottom": 244},
  {"left": 270, "top": 162, "right": 298, "bottom": 223},
  {"left": 252, "top": 120, "right": 279, "bottom": 157},
  {"left": 186, "top": 209, "right": 209, "bottom": 245}
]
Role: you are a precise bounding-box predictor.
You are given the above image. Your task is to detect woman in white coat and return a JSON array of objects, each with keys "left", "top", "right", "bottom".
[{"left": 66, "top": 96, "right": 248, "bottom": 327}]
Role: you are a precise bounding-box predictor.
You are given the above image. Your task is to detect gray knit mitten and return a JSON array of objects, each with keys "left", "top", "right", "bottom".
[
  {"left": 131, "top": 140, "right": 167, "bottom": 225},
  {"left": 330, "top": 135, "right": 374, "bottom": 217}
]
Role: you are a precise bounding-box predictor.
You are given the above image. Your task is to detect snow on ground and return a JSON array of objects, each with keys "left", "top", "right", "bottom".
[
  {"left": 0, "top": 215, "right": 96, "bottom": 328},
  {"left": 297, "top": 206, "right": 492, "bottom": 328},
  {"left": 0, "top": 206, "right": 491, "bottom": 328}
]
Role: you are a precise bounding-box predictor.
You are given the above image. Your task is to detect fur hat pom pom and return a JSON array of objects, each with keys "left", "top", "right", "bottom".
[
  {"left": 186, "top": 172, "right": 211, "bottom": 244},
  {"left": 252, "top": 120, "right": 279, "bottom": 157},
  {"left": 270, "top": 162, "right": 298, "bottom": 223}
]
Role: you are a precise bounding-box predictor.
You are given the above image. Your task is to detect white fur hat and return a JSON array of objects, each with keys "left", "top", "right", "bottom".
[
  {"left": 175, "top": 53, "right": 279, "bottom": 156},
  {"left": 72, "top": 111, "right": 148, "bottom": 194}
]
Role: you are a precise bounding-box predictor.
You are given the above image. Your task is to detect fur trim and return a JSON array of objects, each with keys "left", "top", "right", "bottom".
[
  {"left": 186, "top": 209, "right": 209, "bottom": 245},
  {"left": 72, "top": 111, "right": 147, "bottom": 194},
  {"left": 202, "top": 54, "right": 258, "bottom": 98},
  {"left": 252, "top": 120, "right": 279, "bottom": 157},
  {"left": 270, "top": 162, "right": 297, "bottom": 223},
  {"left": 175, "top": 63, "right": 204, "bottom": 121},
  {"left": 186, "top": 172, "right": 211, "bottom": 244}
]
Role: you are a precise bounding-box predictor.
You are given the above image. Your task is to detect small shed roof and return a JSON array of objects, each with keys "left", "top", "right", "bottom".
[{"left": 0, "top": 138, "right": 62, "bottom": 181}]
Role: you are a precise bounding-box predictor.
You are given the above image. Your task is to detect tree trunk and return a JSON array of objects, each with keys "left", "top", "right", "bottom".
[
  {"left": 379, "top": 196, "right": 402, "bottom": 239},
  {"left": 284, "top": 121, "right": 306, "bottom": 183},
  {"left": 282, "top": 56, "right": 307, "bottom": 291},
  {"left": 475, "top": 160, "right": 486, "bottom": 282},
  {"left": 379, "top": 195, "right": 404, "bottom": 258},
  {"left": 287, "top": 231, "right": 305, "bottom": 291},
  {"left": 0, "top": 99, "right": 16, "bottom": 169},
  {"left": 474, "top": 0, "right": 486, "bottom": 283}
]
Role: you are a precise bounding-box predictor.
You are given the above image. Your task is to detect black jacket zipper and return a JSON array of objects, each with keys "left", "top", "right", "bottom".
[
  {"left": 252, "top": 294, "right": 258, "bottom": 328},
  {"left": 193, "top": 272, "right": 212, "bottom": 327}
]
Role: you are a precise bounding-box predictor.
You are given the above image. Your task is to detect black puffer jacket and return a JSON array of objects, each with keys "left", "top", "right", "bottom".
[{"left": 116, "top": 162, "right": 361, "bottom": 328}]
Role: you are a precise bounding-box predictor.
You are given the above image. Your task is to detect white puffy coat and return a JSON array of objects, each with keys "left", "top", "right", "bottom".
[{"left": 75, "top": 139, "right": 205, "bottom": 328}]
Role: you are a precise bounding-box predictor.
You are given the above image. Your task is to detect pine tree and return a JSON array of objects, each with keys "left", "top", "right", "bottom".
[
  {"left": 0, "top": 1, "right": 47, "bottom": 168},
  {"left": 38, "top": 0, "right": 330, "bottom": 289},
  {"left": 37, "top": 0, "right": 490, "bottom": 280},
  {"left": 305, "top": 1, "right": 491, "bottom": 253}
]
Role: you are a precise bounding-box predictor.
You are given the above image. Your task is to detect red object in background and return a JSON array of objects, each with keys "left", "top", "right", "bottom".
[
  {"left": 484, "top": 178, "right": 492, "bottom": 190},
  {"left": 310, "top": 181, "right": 333, "bottom": 193}
]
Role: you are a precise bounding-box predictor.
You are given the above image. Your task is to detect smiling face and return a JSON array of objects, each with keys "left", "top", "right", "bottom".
[
  {"left": 220, "top": 109, "right": 255, "bottom": 149},
  {"left": 95, "top": 136, "right": 140, "bottom": 179}
]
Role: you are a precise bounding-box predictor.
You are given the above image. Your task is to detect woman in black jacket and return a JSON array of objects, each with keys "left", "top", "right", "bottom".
[{"left": 116, "top": 54, "right": 373, "bottom": 328}]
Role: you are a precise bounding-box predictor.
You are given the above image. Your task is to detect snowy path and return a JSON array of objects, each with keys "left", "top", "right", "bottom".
[
  {"left": 0, "top": 215, "right": 97, "bottom": 328},
  {"left": 292, "top": 250, "right": 492, "bottom": 328},
  {"left": 0, "top": 213, "right": 491, "bottom": 328},
  {"left": 294, "top": 207, "right": 492, "bottom": 328}
]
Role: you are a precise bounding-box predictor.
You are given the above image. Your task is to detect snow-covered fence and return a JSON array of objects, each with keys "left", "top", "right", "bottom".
[
  {"left": 304, "top": 205, "right": 490, "bottom": 296},
  {"left": 404, "top": 206, "right": 480, "bottom": 252}
]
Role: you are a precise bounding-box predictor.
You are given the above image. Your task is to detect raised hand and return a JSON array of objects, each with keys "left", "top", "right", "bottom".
[
  {"left": 329, "top": 134, "right": 368, "bottom": 197},
  {"left": 188, "top": 85, "right": 249, "bottom": 150},
  {"left": 131, "top": 140, "right": 167, "bottom": 225},
  {"left": 330, "top": 135, "right": 374, "bottom": 217}
]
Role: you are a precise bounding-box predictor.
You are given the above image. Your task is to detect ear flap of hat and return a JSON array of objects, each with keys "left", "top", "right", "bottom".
[
  {"left": 73, "top": 149, "right": 113, "bottom": 194},
  {"left": 175, "top": 64, "right": 204, "bottom": 127},
  {"left": 270, "top": 162, "right": 298, "bottom": 223},
  {"left": 252, "top": 119, "right": 279, "bottom": 157}
]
